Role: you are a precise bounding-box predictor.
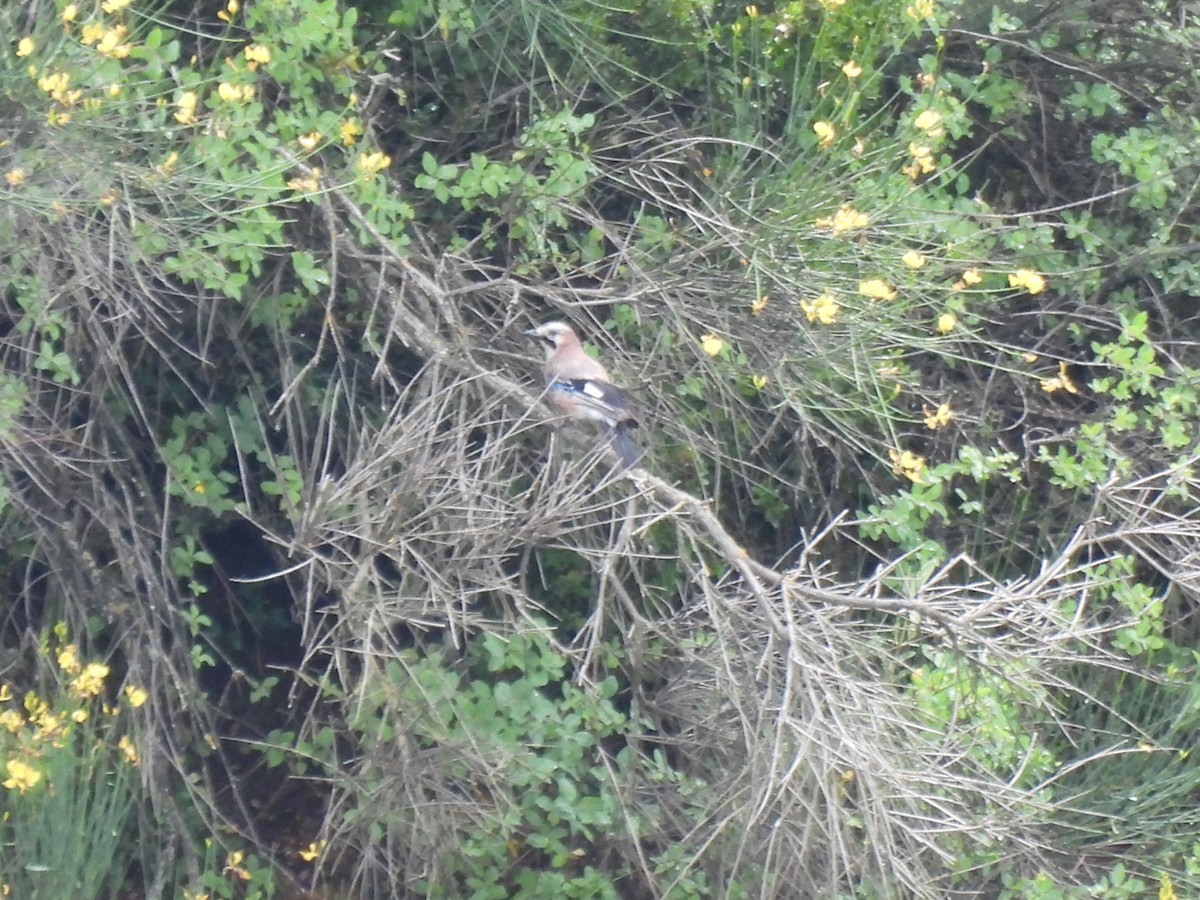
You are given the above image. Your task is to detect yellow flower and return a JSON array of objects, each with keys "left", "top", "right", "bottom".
[
  {"left": 124, "top": 684, "right": 149, "bottom": 707},
  {"left": 356, "top": 151, "right": 391, "bottom": 178},
  {"left": 902, "top": 250, "right": 926, "bottom": 269},
  {"left": 95, "top": 26, "right": 132, "bottom": 57},
  {"left": 58, "top": 644, "right": 81, "bottom": 675},
  {"left": 935, "top": 312, "right": 957, "bottom": 333},
  {"left": 99, "top": 186, "right": 118, "bottom": 204},
  {"left": 699, "top": 333, "right": 725, "bottom": 357},
  {"left": 1021, "top": 351, "right": 1039, "bottom": 363},
  {"left": 905, "top": 142, "right": 937, "bottom": 178},
  {"left": 27, "top": 707, "right": 48, "bottom": 729},
  {"left": 244, "top": 44, "right": 271, "bottom": 65},
  {"left": 751, "top": 294, "right": 768, "bottom": 316},
  {"left": 906, "top": 0, "right": 935, "bottom": 18},
  {"left": 0, "top": 711, "right": 24, "bottom": 734},
  {"left": 4, "top": 169, "right": 26, "bottom": 187},
  {"left": 218, "top": 0, "right": 239, "bottom": 21},
  {"left": 0, "top": 685, "right": 9, "bottom": 702},
  {"left": 889, "top": 448, "right": 927, "bottom": 484},
  {"left": 101, "top": 0, "right": 132, "bottom": 12},
  {"left": 107, "top": 83, "right": 122, "bottom": 96},
  {"left": 299, "top": 840, "right": 326, "bottom": 862},
  {"left": 841, "top": 60, "right": 862, "bottom": 78},
  {"left": 917, "top": 72, "right": 936, "bottom": 90},
  {"left": 287, "top": 169, "right": 322, "bottom": 192},
  {"left": 1008, "top": 268, "right": 1046, "bottom": 294},
  {"left": 3, "top": 758, "right": 41, "bottom": 793},
  {"left": 157, "top": 151, "right": 180, "bottom": 175},
  {"left": 72, "top": 662, "right": 109, "bottom": 698},
  {"left": 751, "top": 374, "right": 768, "bottom": 390},
  {"left": 858, "top": 279, "right": 896, "bottom": 301},
  {"left": 23, "top": 693, "right": 46, "bottom": 719},
  {"left": 217, "top": 82, "right": 248, "bottom": 103},
  {"left": 339, "top": 119, "right": 363, "bottom": 145},
  {"left": 81, "top": 22, "right": 105, "bottom": 45},
  {"left": 1040, "top": 360, "right": 1078, "bottom": 394},
  {"left": 174, "top": 92, "right": 199, "bottom": 126},
  {"left": 71, "top": 708, "right": 89, "bottom": 723},
  {"left": 812, "top": 120, "right": 836, "bottom": 149},
  {"left": 912, "top": 111, "right": 940, "bottom": 130},
  {"left": 118, "top": 735, "right": 139, "bottom": 765},
  {"left": 16, "top": 37, "right": 34, "bottom": 58},
  {"left": 816, "top": 203, "right": 869, "bottom": 235},
  {"left": 745, "top": 4, "right": 758, "bottom": 17},
  {"left": 297, "top": 131, "right": 322, "bottom": 151},
  {"left": 35, "top": 712, "right": 64, "bottom": 742},
  {"left": 830, "top": 204, "right": 869, "bottom": 233},
  {"left": 242, "top": 47, "right": 270, "bottom": 77},
  {"left": 800, "top": 291, "right": 840, "bottom": 324},
  {"left": 224, "top": 851, "right": 253, "bottom": 881},
  {"left": 914, "top": 109, "right": 943, "bottom": 135},
  {"left": 923, "top": 403, "right": 952, "bottom": 429},
  {"left": 62, "top": 4, "right": 78, "bottom": 23},
  {"left": 193, "top": 481, "right": 206, "bottom": 494},
  {"left": 37, "top": 71, "right": 71, "bottom": 98}
]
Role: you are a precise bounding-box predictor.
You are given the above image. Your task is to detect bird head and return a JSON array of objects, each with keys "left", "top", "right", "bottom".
[{"left": 524, "top": 321, "right": 577, "bottom": 357}]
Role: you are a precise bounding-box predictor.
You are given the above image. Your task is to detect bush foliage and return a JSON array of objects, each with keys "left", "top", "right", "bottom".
[{"left": 2, "top": 0, "right": 1200, "bottom": 896}]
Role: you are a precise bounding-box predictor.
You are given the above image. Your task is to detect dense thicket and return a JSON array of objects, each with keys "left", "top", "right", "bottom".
[{"left": 2, "top": 0, "right": 1200, "bottom": 897}]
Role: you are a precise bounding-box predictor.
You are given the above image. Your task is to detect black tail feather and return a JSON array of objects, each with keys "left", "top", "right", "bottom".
[{"left": 609, "top": 424, "right": 641, "bottom": 468}]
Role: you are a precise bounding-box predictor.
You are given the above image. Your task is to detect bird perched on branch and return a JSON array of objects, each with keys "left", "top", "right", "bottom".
[{"left": 525, "top": 321, "right": 640, "bottom": 468}]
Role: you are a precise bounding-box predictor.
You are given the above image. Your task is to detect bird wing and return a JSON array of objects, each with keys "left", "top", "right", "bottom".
[{"left": 548, "top": 377, "right": 638, "bottom": 427}]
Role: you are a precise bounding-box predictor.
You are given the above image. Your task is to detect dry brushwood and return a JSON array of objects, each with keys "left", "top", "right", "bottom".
[
  {"left": 213, "top": 181, "right": 1152, "bottom": 897},
  {"left": 0, "top": 144, "right": 1188, "bottom": 899}
]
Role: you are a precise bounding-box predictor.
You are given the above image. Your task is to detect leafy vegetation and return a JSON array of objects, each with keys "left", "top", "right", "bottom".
[{"left": 2, "top": 0, "right": 1200, "bottom": 896}]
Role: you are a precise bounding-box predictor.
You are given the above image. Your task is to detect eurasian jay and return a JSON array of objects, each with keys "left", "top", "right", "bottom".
[{"left": 525, "top": 321, "right": 640, "bottom": 468}]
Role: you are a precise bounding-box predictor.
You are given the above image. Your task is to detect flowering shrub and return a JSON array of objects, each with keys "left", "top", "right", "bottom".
[{"left": 0, "top": 623, "right": 144, "bottom": 899}]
